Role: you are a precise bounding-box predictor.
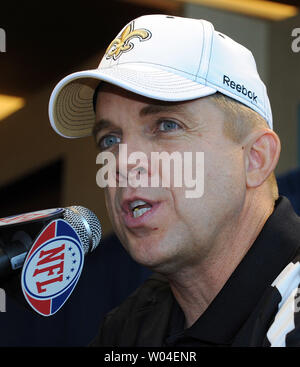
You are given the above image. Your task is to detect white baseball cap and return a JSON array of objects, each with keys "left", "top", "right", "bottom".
[{"left": 48, "top": 14, "right": 272, "bottom": 138}]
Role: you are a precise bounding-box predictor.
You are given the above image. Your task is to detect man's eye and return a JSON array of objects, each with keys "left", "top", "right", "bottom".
[
  {"left": 157, "top": 120, "right": 181, "bottom": 132},
  {"left": 99, "top": 135, "right": 121, "bottom": 149}
]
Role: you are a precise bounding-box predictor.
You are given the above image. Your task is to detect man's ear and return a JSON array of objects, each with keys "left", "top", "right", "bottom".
[{"left": 244, "top": 129, "right": 281, "bottom": 188}]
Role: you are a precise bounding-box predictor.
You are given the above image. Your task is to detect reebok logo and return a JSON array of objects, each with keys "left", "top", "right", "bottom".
[{"left": 223, "top": 75, "right": 257, "bottom": 103}]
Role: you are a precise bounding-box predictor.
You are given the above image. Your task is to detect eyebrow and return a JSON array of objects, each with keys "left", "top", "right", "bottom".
[
  {"left": 92, "top": 119, "right": 118, "bottom": 139},
  {"left": 93, "top": 103, "right": 186, "bottom": 138}
]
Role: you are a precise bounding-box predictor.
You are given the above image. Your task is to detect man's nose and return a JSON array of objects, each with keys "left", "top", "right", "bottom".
[{"left": 116, "top": 138, "right": 152, "bottom": 186}]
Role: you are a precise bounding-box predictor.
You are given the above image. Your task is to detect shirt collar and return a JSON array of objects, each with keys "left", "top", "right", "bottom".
[{"left": 166, "top": 196, "right": 300, "bottom": 345}]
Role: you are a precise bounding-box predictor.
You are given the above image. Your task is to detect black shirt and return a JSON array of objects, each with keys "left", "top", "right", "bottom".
[
  {"left": 92, "top": 196, "right": 300, "bottom": 347},
  {"left": 165, "top": 196, "right": 300, "bottom": 346}
]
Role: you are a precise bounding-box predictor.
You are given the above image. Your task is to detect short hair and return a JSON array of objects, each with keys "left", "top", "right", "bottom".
[{"left": 209, "top": 92, "right": 278, "bottom": 201}]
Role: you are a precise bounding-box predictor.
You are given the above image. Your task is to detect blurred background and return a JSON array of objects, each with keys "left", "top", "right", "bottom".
[{"left": 0, "top": 0, "right": 300, "bottom": 346}]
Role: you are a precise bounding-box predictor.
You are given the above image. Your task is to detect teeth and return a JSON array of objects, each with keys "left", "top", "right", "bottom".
[
  {"left": 128, "top": 199, "right": 152, "bottom": 218},
  {"left": 133, "top": 207, "right": 151, "bottom": 218},
  {"left": 130, "top": 200, "right": 147, "bottom": 210}
]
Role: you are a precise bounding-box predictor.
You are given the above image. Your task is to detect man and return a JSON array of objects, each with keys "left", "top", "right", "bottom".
[{"left": 48, "top": 15, "right": 300, "bottom": 347}]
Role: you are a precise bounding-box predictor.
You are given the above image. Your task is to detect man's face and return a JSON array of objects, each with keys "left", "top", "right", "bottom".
[{"left": 95, "top": 84, "right": 247, "bottom": 274}]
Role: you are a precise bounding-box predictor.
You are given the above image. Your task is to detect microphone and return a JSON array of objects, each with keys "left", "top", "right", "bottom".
[{"left": 0, "top": 206, "right": 102, "bottom": 280}]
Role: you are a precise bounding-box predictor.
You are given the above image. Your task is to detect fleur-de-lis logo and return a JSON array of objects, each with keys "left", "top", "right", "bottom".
[{"left": 105, "top": 21, "right": 151, "bottom": 60}]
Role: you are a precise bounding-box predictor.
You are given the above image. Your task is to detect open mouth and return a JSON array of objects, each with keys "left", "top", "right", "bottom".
[
  {"left": 121, "top": 197, "right": 162, "bottom": 229},
  {"left": 129, "top": 200, "right": 152, "bottom": 218}
]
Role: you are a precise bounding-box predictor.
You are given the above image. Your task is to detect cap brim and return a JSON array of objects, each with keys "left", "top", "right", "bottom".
[{"left": 49, "top": 63, "right": 217, "bottom": 138}]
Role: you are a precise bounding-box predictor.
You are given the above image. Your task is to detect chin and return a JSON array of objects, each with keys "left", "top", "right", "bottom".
[{"left": 125, "top": 234, "right": 185, "bottom": 275}]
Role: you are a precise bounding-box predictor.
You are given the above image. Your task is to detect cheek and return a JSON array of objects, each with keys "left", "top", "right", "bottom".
[
  {"left": 204, "top": 151, "right": 246, "bottom": 205},
  {"left": 168, "top": 186, "right": 198, "bottom": 230}
]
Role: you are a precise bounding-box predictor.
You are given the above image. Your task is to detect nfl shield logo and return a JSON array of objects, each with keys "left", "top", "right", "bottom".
[{"left": 21, "top": 219, "right": 84, "bottom": 316}]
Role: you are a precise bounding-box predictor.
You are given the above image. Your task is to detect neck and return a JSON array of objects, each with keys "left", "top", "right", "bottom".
[{"left": 166, "top": 193, "right": 275, "bottom": 328}]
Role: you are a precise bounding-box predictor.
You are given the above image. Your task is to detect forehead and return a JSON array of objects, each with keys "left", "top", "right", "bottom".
[{"left": 94, "top": 83, "right": 225, "bottom": 133}]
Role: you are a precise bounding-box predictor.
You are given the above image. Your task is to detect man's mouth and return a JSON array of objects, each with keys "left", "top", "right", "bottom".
[
  {"left": 129, "top": 200, "right": 152, "bottom": 218},
  {"left": 121, "top": 197, "right": 161, "bottom": 228}
]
